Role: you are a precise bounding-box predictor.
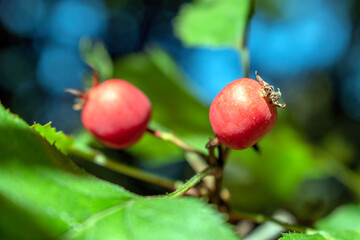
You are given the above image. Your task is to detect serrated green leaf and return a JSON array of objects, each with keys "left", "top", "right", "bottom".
[
  {"left": 279, "top": 231, "right": 360, "bottom": 240},
  {"left": 114, "top": 47, "right": 212, "bottom": 164},
  {"left": 32, "top": 122, "right": 74, "bottom": 154},
  {"left": 279, "top": 233, "right": 325, "bottom": 240},
  {"left": 315, "top": 204, "right": 360, "bottom": 232},
  {"left": 0, "top": 104, "right": 239, "bottom": 239},
  {"left": 66, "top": 198, "right": 239, "bottom": 240},
  {"left": 174, "top": 0, "right": 251, "bottom": 49},
  {"left": 319, "top": 230, "right": 360, "bottom": 240}
]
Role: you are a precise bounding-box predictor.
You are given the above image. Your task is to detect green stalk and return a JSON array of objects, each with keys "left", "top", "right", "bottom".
[
  {"left": 238, "top": 0, "right": 255, "bottom": 78},
  {"left": 68, "top": 147, "right": 176, "bottom": 190},
  {"left": 167, "top": 167, "right": 215, "bottom": 198}
]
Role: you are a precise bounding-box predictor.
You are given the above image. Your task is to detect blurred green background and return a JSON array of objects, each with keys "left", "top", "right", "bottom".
[{"left": 0, "top": 0, "right": 359, "bottom": 228}]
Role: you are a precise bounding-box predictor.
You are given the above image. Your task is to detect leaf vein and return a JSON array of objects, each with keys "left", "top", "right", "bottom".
[{"left": 61, "top": 200, "right": 133, "bottom": 239}]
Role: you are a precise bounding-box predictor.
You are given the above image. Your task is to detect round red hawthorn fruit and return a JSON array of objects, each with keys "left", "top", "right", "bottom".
[
  {"left": 209, "top": 72, "right": 285, "bottom": 150},
  {"left": 80, "top": 79, "right": 151, "bottom": 149}
]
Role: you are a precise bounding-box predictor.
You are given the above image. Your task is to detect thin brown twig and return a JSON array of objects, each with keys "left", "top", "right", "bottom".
[
  {"left": 210, "top": 145, "right": 226, "bottom": 206},
  {"left": 68, "top": 147, "right": 176, "bottom": 190},
  {"left": 146, "top": 128, "right": 209, "bottom": 162}
]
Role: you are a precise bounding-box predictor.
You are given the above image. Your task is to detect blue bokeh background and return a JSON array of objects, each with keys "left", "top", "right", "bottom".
[{"left": 0, "top": 0, "right": 359, "bottom": 147}]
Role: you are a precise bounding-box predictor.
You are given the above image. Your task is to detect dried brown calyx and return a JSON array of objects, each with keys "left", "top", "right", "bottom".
[
  {"left": 255, "top": 71, "right": 286, "bottom": 108},
  {"left": 65, "top": 68, "right": 100, "bottom": 110}
]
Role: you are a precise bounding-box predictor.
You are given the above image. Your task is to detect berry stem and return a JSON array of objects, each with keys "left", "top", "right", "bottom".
[
  {"left": 68, "top": 146, "right": 176, "bottom": 190},
  {"left": 91, "top": 67, "right": 100, "bottom": 87},
  {"left": 167, "top": 167, "right": 216, "bottom": 198},
  {"left": 205, "top": 139, "right": 231, "bottom": 207},
  {"left": 146, "top": 128, "right": 209, "bottom": 163},
  {"left": 325, "top": 156, "right": 360, "bottom": 199},
  {"left": 210, "top": 145, "right": 228, "bottom": 206}
]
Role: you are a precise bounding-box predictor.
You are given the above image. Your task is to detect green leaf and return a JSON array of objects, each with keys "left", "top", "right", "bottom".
[
  {"left": 319, "top": 230, "right": 360, "bottom": 240},
  {"left": 174, "top": 0, "right": 252, "bottom": 49},
  {"left": 315, "top": 204, "right": 360, "bottom": 232},
  {"left": 31, "top": 122, "right": 74, "bottom": 154},
  {"left": 0, "top": 104, "right": 239, "bottom": 239},
  {"left": 224, "top": 121, "right": 317, "bottom": 211},
  {"left": 279, "top": 233, "right": 325, "bottom": 240},
  {"left": 80, "top": 38, "right": 114, "bottom": 82},
  {"left": 279, "top": 231, "right": 360, "bottom": 240},
  {"left": 67, "top": 198, "right": 239, "bottom": 240},
  {"left": 114, "top": 47, "right": 210, "bottom": 134},
  {"left": 114, "top": 47, "right": 212, "bottom": 163}
]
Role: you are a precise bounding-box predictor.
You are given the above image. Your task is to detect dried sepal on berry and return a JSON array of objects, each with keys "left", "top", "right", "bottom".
[
  {"left": 65, "top": 68, "right": 100, "bottom": 111},
  {"left": 64, "top": 88, "right": 86, "bottom": 110},
  {"left": 255, "top": 71, "right": 286, "bottom": 108}
]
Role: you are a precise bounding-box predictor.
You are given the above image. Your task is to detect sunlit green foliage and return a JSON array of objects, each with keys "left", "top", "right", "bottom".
[
  {"left": 174, "top": 0, "right": 251, "bottom": 49},
  {"left": 0, "top": 104, "right": 239, "bottom": 239}
]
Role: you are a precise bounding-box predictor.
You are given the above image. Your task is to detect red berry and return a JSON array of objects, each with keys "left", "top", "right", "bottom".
[
  {"left": 209, "top": 73, "right": 285, "bottom": 150},
  {"left": 80, "top": 79, "right": 151, "bottom": 149}
]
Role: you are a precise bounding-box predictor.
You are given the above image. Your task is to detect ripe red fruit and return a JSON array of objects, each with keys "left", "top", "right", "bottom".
[
  {"left": 76, "top": 78, "right": 151, "bottom": 149},
  {"left": 209, "top": 72, "right": 285, "bottom": 150}
]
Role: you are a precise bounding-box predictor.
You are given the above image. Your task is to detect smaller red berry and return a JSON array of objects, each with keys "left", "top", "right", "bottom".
[
  {"left": 67, "top": 72, "right": 151, "bottom": 149},
  {"left": 209, "top": 72, "right": 286, "bottom": 150}
]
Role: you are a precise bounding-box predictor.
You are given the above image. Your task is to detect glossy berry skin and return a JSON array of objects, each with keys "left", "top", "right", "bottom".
[
  {"left": 81, "top": 79, "right": 151, "bottom": 149},
  {"left": 209, "top": 78, "right": 278, "bottom": 150}
]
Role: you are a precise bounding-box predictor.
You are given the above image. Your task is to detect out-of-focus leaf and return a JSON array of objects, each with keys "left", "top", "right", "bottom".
[
  {"left": 31, "top": 122, "right": 74, "bottom": 154},
  {"left": 0, "top": 104, "right": 239, "bottom": 239},
  {"left": 65, "top": 197, "right": 240, "bottom": 240},
  {"left": 319, "top": 230, "right": 360, "bottom": 240},
  {"left": 315, "top": 204, "right": 360, "bottom": 232},
  {"left": 114, "top": 47, "right": 210, "bottom": 134},
  {"left": 224, "top": 120, "right": 318, "bottom": 211},
  {"left": 278, "top": 233, "right": 325, "bottom": 240},
  {"left": 174, "top": 0, "right": 251, "bottom": 49},
  {"left": 114, "top": 47, "right": 212, "bottom": 163},
  {"left": 321, "top": 133, "right": 355, "bottom": 164},
  {"left": 181, "top": 134, "right": 210, "bottom": 155},
  {"left": 127, "top": 133, "right": 183, "bottom": 163},
  {"left": 279, "top": 231, "right": 360, "bottom": 240},
  {"left": 80, "top": 38, "right": 113, "bottom": 83}
]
